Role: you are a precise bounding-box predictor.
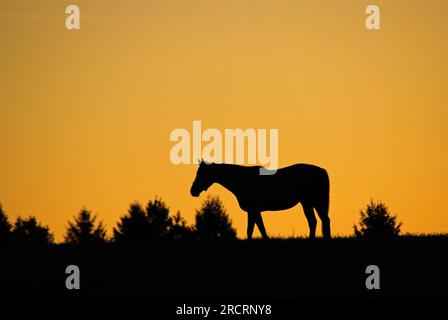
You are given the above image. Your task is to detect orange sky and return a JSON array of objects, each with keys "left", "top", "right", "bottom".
[{"left": 1, "top": 0, "right": 447, "bottom": 241}]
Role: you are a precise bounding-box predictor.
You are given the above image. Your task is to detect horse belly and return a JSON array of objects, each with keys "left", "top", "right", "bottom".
[
  {"left": 261, "top": 193, "right": 300, "bottom": 211},
  {"left": 241, "top": 185, "right": 300, "bottom": 212}
]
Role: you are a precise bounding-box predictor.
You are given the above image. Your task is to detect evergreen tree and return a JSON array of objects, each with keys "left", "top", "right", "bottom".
[
  {"left": 13, "top": 216, "right": 54, "bottom": 244},
  {"left": 65, "top": 208, "right": 107, "bottom": 244},
  {"left": 113, "top": 202, "right": 150, "bottom": 241},
  {"left": 0, "top": 204, "right": 12, "bottom": 243},
  {"left": 354, "top": 199, "right": 402, "bottom": 238}
]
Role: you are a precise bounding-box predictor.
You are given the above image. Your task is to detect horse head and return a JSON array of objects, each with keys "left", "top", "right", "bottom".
[{"left": 190, "top": 159, "right": 214, "bottom": 197}]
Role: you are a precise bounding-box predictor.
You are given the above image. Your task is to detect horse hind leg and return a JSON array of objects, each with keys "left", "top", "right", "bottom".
[
  {"left": 315, "top": 202, "right": 331, "bottom": 240},
  {"left": 302, "top": 203, "right": 317, "bottom": 241}
]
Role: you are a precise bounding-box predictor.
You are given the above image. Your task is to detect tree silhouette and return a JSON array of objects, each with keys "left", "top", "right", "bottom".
[
  {"left": 12, "top": 216, "right": 54, "bottom": 244},
  {"left": 146, "top": 197, "right": 172, "bottom": 239},
  {"left": 0, "top": 204, "right": 12, "bottom": 243},
  {"left": 194, "top": 196, "right": 237, "bottom": 240},
  {"left": 114, "top": 198, "right": 193, "bottom": 241},
  {"left": 64, "top": 208, "right": 107, "bottom": 244},
  {"left": 170, "top": 211, "right": 194, "bottom": 240},
  {"left": 353, "top": 199, "right": 402, "bottom": 238},
  {"left": 113, "top": 202, "right": 150, "bottom": 241}
]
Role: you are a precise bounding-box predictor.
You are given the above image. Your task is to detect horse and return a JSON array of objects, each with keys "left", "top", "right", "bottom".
[{"left": 190, "top": 161, "right": 331, "bottom": 241}]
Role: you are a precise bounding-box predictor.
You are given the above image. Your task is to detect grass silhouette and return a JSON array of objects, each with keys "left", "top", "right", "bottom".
[{"left": 0, "top": 234, "right": 447, "bottom": 300}]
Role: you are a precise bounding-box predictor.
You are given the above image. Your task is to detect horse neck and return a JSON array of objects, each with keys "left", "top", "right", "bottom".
[{"left": 212, "top": 164, "right": 245, "bottom": 195}]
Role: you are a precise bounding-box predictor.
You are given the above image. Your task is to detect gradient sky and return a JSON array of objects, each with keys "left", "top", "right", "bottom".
[{"left": 1, "top": 0, "right": 447, "bottom": 241}]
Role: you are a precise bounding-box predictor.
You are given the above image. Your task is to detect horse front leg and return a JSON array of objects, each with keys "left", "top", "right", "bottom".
[
  {"left": 253, "top": 211, "right": 270, "bottom": 240},
  {"left": 247, "top": 212, "right": 255, "bottom": 240}
]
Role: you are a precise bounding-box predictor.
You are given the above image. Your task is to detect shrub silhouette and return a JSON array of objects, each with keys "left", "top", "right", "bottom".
[
  {"left": 194, "top": 196, "right": 237, "bottom": 240},
  {"left": 0, "top": 204, "right": 12, "bottom": 243},
  {"left": 64, "top": 208, "right": 107, "bottom": 244},
  {"left": 353, "top": 199, "right": 402, "bottom": 238},
  {"left": 12, "top": 216, "right": 54, "bottom": 244}
]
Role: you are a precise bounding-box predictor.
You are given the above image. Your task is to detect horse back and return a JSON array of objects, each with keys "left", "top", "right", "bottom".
[
  {"left": 235, "top": 164, "right": 329, "bottom": 211},
  {"left": 257, "top": 163, "right": 328, "bottom": 186}
]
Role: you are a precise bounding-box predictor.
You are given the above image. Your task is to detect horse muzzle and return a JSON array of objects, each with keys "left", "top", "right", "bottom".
[{"left": 190, "top": 187, "right": 200, "bottom": 197}]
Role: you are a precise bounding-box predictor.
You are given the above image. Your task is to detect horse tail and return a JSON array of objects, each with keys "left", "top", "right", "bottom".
[{"left": 322, "top": 169, "right": 330, "bottom": 217}]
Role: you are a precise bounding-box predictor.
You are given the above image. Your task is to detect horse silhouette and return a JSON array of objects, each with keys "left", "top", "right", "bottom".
[{"left": 190, "top": 161, "right": 331, "bottom": 241}]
